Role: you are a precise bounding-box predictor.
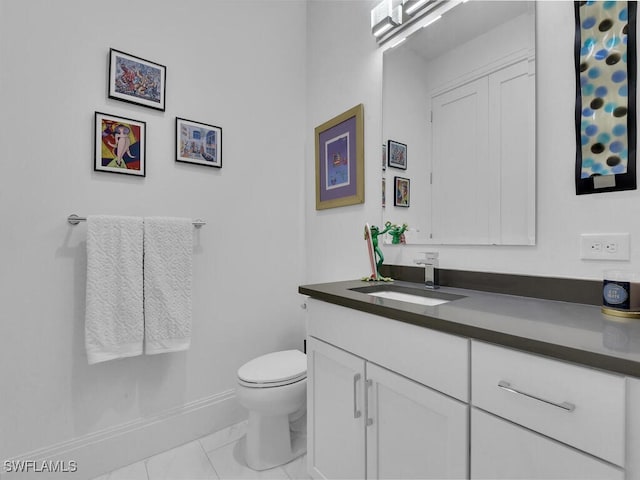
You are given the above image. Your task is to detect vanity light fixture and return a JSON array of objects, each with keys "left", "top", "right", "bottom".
[
  {"left": 371, "top": 0, "right": 403, "bottom": 37},
  {"left": 403, "top": 0, "right": 433, "bottom": 16},
  {"left": 374, "top": 0, "right": 465, "bottom": 45}
]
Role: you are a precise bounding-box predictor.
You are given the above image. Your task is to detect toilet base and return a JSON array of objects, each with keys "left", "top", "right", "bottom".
[{"left": 243, "top": 411, "right": 307, "bottom": 471}]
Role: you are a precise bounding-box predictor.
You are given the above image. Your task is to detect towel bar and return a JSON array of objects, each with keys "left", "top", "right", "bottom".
[{"left": 67, "top": 214, "right": 206, "bottom": 228}]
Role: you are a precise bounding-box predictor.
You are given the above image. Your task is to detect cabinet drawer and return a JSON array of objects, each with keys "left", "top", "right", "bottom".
[
  {"left": 471, "top": 409, "right": 624, "bottom": 479},
  {"left": 472, "top": 341, "right": 626, "bottom": 466},
  {"left": 307, "top": 298, "right": 469, "bottom": 401}
]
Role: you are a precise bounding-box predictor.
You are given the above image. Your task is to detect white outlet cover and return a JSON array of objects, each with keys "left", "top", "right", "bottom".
[{"left": 580, "top": 233, "right": 630, "bottom": 261}]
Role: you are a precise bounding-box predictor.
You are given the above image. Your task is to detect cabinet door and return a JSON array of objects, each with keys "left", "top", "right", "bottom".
[
  {"left": 431, "top": 76, "right": 490, "bottom": 244},
  {"left": 307, "top": 337, "right": 366, "bottom": 479},
  {"left": 471, "top": 409, "right": 624, "bottom": 480},
  {"left": 487, "top": 60, "right": 535, "bottom": 245},
  {"left": 366, "top": 363, "right": 468, "bottom": 479}
]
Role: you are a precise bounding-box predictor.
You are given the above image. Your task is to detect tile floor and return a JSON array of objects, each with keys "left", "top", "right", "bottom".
[{"left": 93, "top": 421, "right": 311, "bottom": 480}]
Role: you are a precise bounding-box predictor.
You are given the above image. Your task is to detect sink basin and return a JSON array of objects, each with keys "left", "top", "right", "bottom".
[
  {"left": 365, "top": 290, "right": 451, "bottom": 306},
  {"left": 350, "top": 285, "right": 465, "bottom": 306}
]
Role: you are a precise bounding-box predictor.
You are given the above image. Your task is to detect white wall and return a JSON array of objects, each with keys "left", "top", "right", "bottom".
[
  {"left": 0, "top": 0, "right": 306, "bottom": 473},
  {"left": 306, "top": 1, "right": 640, "bottom": 282},
  {"left": 306, "top": 0, "right": 383, "bottom": 282}
]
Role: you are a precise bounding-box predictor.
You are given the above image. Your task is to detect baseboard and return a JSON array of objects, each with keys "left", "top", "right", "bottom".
[{"left": 2, "top": 390, "right": 246, "bottom": 480}]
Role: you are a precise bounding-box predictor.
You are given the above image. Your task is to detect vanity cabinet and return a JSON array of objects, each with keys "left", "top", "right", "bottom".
[
  {"left": 471, "top": 341, "right": 626, "bottom": 479},
  {"left": 304, "top": 295, "right": 640, "bottom": 479},
  {"left": 306, "top": 299, "right": 469, "bottom": 479}
]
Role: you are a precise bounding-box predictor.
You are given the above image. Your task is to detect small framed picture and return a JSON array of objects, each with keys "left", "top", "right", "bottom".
[
  {"left": 176, "top": 117, "right": 222, "bottom": 168},
  {"left": 95, "top": 112, "right": 146, "bottom": 177},
  {"left": 382, "top": 177, "right": 386, "bottom": 208},
  {"left": 387, "top": 139, "right": 407, "bottom": 169},
  {"left": 382, "top": 144, "right": 387, "bottom": 171},
  {"left": 394, "top": 176, "right": 410, "bottom": 207},
  {"left": 108, "top": 48, "right": 166, "bottom": 111}
]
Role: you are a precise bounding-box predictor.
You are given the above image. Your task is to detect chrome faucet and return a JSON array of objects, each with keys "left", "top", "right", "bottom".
[{"left": 414, "top": 252, "right": 439, "bottom": 289}]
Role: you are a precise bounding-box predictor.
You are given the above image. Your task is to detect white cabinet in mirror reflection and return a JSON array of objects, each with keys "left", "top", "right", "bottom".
[
  {"left": 432, "top": 58, "right": 535, "bottom": 245},
  {"left": 382, "top": 1, "right": 536, "bottom": 245}
]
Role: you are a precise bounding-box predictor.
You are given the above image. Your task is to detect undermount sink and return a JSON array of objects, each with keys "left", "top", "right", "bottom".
[{"left": 350, "top": 284, "right": 465, "bottom": 307}]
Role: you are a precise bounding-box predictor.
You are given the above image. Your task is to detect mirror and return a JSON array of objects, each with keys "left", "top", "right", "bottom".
[{"left": 382, "top": 1, "right": 536, "bottom": 245}]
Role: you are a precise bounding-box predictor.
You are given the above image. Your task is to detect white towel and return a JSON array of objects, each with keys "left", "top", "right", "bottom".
[
  {"left": 85, "top": 215, "right": 144, "bottom": 364},
  {"left": 144, "top": 217, "right": 193, "bottom": 354}
]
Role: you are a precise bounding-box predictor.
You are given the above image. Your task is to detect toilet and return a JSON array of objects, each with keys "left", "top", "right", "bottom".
[{"left": 236, "top": 349, "right": 307, "bottom": 471}]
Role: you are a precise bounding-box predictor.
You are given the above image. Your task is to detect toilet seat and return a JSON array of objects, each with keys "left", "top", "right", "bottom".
[{"left": 238, "top": 350, "right": 307, "bottom": 388}]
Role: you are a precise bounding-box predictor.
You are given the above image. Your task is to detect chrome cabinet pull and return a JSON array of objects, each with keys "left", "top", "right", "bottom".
[
  {"left": 366, "top": 379, "right": 374, "bottom": 426},
  {"left": 353, "top": 374, "right": 362, "bottom": 418},
  {"left": 498, "top": 380, "right": 576, "bottom": 412}
]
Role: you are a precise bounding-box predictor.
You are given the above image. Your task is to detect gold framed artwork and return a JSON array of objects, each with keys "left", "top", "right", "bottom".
[{"left": 315, "top": 104, "right": 364, "bottom": 210}]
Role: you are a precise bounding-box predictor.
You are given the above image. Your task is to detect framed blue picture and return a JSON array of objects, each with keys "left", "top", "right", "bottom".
[{"left": 176, "top": 117, "right": 222, "bottom": 168}]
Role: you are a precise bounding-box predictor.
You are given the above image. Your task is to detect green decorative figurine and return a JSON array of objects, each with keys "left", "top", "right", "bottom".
[
  {"left": 387, "top": 221, "right": 408, "bottom": 245},
  {"left": 362, "top": 222, "right": 408, "bottom": 282}
]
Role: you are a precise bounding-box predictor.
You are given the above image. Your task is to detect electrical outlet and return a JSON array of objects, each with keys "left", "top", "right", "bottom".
[{"left": 580, "top": 233, "right": 630, "bottom": 260}]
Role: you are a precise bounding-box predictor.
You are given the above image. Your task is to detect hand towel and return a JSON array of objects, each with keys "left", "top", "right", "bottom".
[
  {"left": 144, "top": 217, "right": 193, "bottom": 354},
  {"left": 85, "top": 215, "right": 144, "bottom": 364}
]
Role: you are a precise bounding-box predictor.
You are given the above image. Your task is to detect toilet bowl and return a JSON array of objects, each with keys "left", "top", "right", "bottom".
[{"left": 236, "top": 350, "right": 307, "bottom": 471}]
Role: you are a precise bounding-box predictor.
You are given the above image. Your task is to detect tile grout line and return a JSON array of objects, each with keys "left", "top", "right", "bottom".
[
  {"left": 197, "top": 438, "right": 221, "bottom": 479},
  {"left": 143, "top": 459, "right": 150, "bottom": 480}
]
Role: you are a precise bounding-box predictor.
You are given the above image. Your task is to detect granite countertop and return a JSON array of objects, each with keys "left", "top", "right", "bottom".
[{"left": 299, "top": 279, "right": 640, "bottom": 378}]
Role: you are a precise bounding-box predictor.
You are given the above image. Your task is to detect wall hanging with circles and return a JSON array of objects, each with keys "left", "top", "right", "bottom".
[{"left": 575, "top": 1, "right": 637, "bottom": 194}]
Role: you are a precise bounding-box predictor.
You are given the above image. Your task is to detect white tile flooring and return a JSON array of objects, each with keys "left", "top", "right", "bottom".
[{"left": 93, "top": 421, "right": 311, "bottom": 480}]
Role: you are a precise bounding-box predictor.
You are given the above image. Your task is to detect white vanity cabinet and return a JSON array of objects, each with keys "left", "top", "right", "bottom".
[
  {"left": 306, "top": 299, "right": 469, "bottom": 479},
  {"left": 304, "top": 295, "right": 640, "bottom": 480},
  {"left": 471, "top": 340, "right": 626, "bottom": 479}
]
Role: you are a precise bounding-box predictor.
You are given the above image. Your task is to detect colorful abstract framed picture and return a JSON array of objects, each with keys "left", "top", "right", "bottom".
[
  {"left": 176, "top": 117, "right": 222, "bottom": 168},
  {"left": 394, "top": 176, "right": 410, "bottom": 207},
  {"left": 575, "top": 1, "right": 636, "bottom": 194},
  {"left": 387, "top": 140, "right": 407, "bottom": 170},
  {"left": 315, "top": 104, "right": 364, "bottom": 210},
  {"left": 108, "top": 49, "right": 166, "bottom": 111},
  {"left": 95, "top": 112, "right": 146, "bottom": 176}
]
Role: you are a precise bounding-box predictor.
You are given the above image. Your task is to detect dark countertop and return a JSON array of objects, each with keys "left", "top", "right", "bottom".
[{"left": 299, "top": 279, "right": 640, "bottom": 378}]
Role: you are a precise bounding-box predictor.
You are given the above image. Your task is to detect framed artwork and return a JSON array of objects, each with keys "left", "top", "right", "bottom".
[
  {"left": 394, "top": 176, "right": 410, "bottom": 207},
  {"left": 387, "top": 140, "right": 407, "bottom": 169},
  {"left": 95, "top": 112, "right": 146, "bottom": 177},
  {"left": 315, "top": 104, "right": 364, "bottom": 210},
  {"left": 382, "top": 143, "right": 387, "bottom": 171},
  {"left": 574, "top": 2, "right": 636, "bottom": 194},
  {"left": 109, "top": 48, "right": 166, "bottom": 111},
  {"left": 382, "top": 177, "right": 386, "bottom": 208},
  {"left": 176, "top": 117, "right": 222, "bottom": 168}
]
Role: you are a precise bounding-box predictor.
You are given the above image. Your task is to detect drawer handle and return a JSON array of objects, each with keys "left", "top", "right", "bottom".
[
  {"left": 497, "top": 380, "right": 576, "bottom": 412},
  {"left": 353, "top": 374, "right": 362, "bottom": 419}
]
